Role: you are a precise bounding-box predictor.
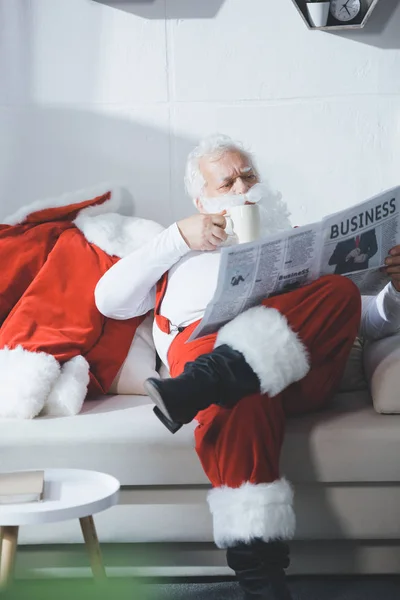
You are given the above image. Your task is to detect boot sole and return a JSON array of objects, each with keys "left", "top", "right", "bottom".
[
  {"left": 144, "top": 380, "right": 183, "bottom": 434},
  {"left": 153, "top": 406, "right": 182, "bottom": 434}
]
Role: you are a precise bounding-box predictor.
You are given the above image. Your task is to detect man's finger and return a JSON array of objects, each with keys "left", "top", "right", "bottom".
[
  {"left": 203, "top": 240, "right": 218, "bottom": 251},
  {"left": 390, "top": 245, "right": 400, "bottom": 256},
  {"left": 386, "top": 255, "right": 400, "bottom": 266},
  {"left": 385, "top": 266, "right": 400, "bottom": 274},
  {"left": 210, "top": 234, "right": 224, "bottom": 246},
  {"left": 211, "top": 214, "right": 227, "bottom": 228},
  {"left": 211, "top": 225, "right": 228, "bottom": 241}
]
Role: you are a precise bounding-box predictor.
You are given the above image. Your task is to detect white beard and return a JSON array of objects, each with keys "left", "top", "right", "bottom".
[{"left": 258, "top": 189, "right": 292, "bottom": 236}]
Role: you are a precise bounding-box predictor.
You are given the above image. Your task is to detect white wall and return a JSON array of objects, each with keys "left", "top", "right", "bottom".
[{"left": 1, "top": 0, "right": 400, "bottom": 226}]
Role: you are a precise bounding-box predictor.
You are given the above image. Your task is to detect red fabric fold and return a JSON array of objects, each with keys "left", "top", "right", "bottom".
[{"left": 0, "top": 192, "right": 142, "bottom": 398}]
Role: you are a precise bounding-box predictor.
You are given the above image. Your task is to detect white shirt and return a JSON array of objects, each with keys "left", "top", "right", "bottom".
[{"left": 95, "top": 223, "right": 400, "bottom": 368}]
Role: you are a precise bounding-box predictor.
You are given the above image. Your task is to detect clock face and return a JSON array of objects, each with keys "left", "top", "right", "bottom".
[{"left": 330, "top": 0, "right": 361, "bottom": 22}]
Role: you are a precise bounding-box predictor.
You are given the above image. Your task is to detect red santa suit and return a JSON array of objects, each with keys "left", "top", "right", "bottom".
[{"left": 0, "top": 186, "right": 163, "bottom": 419}]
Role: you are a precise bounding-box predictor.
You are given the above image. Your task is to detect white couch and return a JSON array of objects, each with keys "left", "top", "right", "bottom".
[{"left": 2, "top": 332, "right": 400, "bottom": 579}]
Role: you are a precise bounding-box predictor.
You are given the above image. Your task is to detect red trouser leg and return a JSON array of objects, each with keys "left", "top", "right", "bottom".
[{"left": 167, "top": 275, "right": 361, "bottom": 548}]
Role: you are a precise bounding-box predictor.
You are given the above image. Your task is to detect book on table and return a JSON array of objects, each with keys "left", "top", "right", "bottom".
[{"left": 0, "top": 470, "right": 45, "bottom": 504}]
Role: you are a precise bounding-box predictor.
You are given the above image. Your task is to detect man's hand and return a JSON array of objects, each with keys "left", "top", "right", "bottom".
[
  {"left": 353, "top": 252, "right": 368, "bottom": 264},
  {"left": 345, "top": 248, "right": 361, "bottom": 262},
  {"left": 384, "top": 245, "right": 400, "bottom": 292},
  {"left": 177, "top": 213, "right": 228, "bottom": 251}
]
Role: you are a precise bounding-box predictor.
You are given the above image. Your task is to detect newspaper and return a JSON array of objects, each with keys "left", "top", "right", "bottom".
[{"left": 188, "top": 185, "right": 400, "bottom": 341}]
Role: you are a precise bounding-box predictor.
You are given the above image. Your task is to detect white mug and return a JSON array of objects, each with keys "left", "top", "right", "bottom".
[{"left": 227, "top": 204, "right": 261, "bottom": 244}]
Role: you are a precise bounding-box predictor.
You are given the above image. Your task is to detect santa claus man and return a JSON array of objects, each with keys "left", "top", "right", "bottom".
[{"left": 95, "top": 134, "right": 400, "bottom": 600}]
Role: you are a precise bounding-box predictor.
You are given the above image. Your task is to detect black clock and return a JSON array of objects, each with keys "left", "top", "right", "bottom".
[{"left": 330, "top": 0, "right": 364, "bottom": 23}]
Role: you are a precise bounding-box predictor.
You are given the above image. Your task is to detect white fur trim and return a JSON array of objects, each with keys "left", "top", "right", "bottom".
[
  {"left": 0, "top": 346, "right": 60, "bottom": 419},
  {"left": 73, "top": 212, "right": 165, "bottom": 258},
  {"left": 3, "top": 183, "right": 124, "bottom": 226},
  {"left": 216, "top": 306, "right": 309, "bottom": 396},
  {"left": 3, "top": 182, "right": 164, "bottom": 258},
  {"left": 207, "top": 478, "right": 296, "bottom": 549},
  {"left": 41, "top": 355, "right": 90, "bottom": 417}
]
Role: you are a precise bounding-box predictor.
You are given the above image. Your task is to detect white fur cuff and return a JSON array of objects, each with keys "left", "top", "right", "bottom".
[
  {"left": 74, "top": 212, "right": 165, "bottom": 259},
  {"left": 0, "top": 346, "right": 60, "bottom": 419},
  {"left": 0, "top": 348, "right": 90, "bottom": 419},
  {"left": 207, "top": 478, "right": 296, "bottom": 549},
  {"left": 41, "top": 355, "right": 90, "bottom": 417},
  {"left": 216, "top": 305, "right": 310, "bottom": 396}
]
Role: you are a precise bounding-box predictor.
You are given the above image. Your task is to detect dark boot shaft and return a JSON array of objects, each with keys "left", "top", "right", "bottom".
[
  {"left": 148, "top": 344, "right": 261, "bottom": 428},
  {"left": 227, "top": 540, "right": 293, "bottom": 600}
]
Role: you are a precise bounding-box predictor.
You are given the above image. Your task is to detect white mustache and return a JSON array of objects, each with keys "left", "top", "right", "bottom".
[{"left": 200, "top": 183, "right": 268, "bottom": 213}]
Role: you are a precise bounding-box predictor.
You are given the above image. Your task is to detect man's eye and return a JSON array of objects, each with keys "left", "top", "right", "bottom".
[{"left": 246, "top": 173, "right": 256, "bottom": 180}]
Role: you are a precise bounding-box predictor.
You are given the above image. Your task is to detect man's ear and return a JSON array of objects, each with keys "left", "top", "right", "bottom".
[{"left": 195, "top": 198, "right": 204, "bottom": 213}]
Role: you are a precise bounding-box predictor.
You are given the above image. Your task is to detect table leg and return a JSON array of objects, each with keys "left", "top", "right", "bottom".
[
  {"left": 0, "top": 526, "right": 19, "bottom": 588},
  {"left": 79, "top": 516, "right": 106, "bottom": 579}
]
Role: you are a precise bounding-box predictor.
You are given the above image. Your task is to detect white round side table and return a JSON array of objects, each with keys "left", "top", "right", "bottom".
[{"left": 0, "top": 469, "right": 120, "bottom": 587}]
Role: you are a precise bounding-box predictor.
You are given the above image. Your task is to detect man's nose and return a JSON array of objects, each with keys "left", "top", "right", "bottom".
[{"left": 232, "top": 177, "right": 250, "bottom": 194}]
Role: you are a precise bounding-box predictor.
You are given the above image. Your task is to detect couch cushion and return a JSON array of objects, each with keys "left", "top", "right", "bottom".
[
  {"left": 364, "top": 332, "right": 400, "bottom": 414},
  {"left": 2, "top": 391, "right": 400, "bottom": 485}
]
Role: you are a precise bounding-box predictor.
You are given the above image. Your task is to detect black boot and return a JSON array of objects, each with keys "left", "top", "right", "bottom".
[
  {"left": 227, "top": 539, "right": 292, "bottom": 600},
  {"left": 144, "top": 344, "right": 260, "bottom": 433}
]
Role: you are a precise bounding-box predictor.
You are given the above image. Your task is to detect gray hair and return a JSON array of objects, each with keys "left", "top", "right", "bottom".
[{"left": 184, "top": 133, "right": 258, "bottom": 199}]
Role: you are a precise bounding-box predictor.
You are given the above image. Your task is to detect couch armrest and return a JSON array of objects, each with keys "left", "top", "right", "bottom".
[{"left": 363, "top": 332, "right": 400, "bottom": 414}]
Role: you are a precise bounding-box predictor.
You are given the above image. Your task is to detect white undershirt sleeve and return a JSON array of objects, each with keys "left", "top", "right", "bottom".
[
  {"left": 95, "top": 222, "right": 190, "bottom": 319},
  {"left": 361, "top": 282, "right": 400, "bottom": 341}
]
